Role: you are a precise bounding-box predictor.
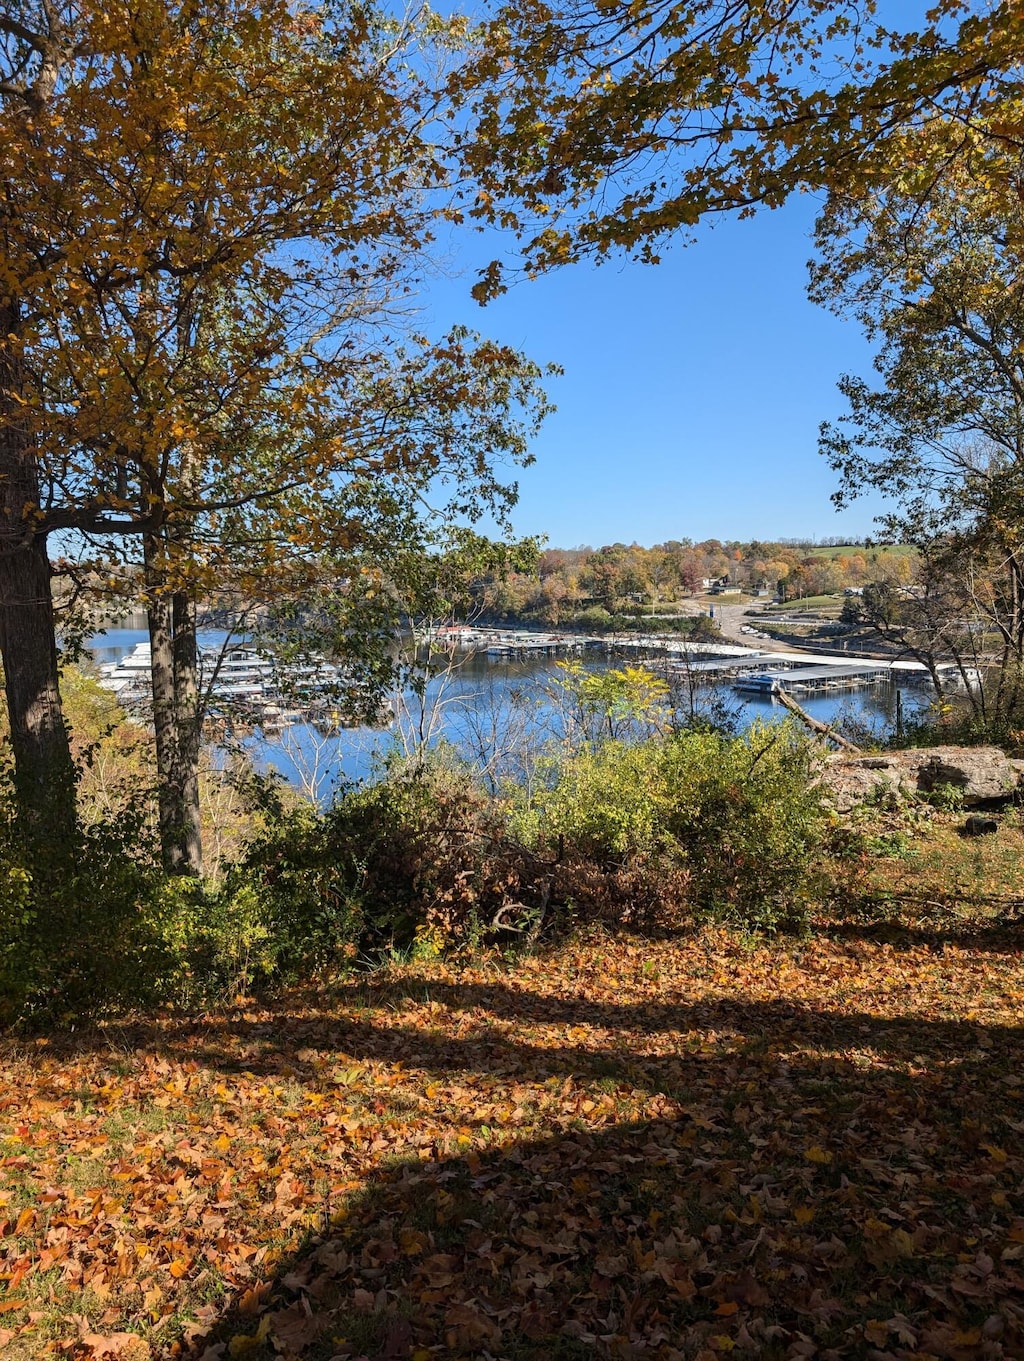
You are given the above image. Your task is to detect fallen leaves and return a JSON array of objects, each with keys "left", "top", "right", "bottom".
[{"left": 0, "top": 906, "right": 1022, "bottom": 1358}]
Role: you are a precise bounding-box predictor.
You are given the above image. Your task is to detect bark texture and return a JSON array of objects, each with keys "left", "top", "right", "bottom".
[
  {"left": 0, "top": 300, "right": 75, "bottom": 835},
  {"left": 145, "top": 539, "right": 203, "bottom": 875}
]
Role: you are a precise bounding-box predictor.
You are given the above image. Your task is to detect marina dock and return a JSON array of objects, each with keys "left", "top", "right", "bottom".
[
  {"left": 98, "top": 628, "right": 961, "bottom": 732},
  {"left": 421, "top": 626, "right": 596, "bottom": 657},
  {"left": 95, "top": 641, "right": 362, "bottom": 731},
  {"left": 420, "top": 627, "right": 953, "bottom": 685},
  {"left": 420, "top": 626, "right": 967, "bottom": 692},
  {"left": 733, "top": 661, "right": 893, "bottom": 696}
]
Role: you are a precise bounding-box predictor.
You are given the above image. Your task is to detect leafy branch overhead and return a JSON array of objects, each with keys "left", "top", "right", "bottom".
[
  {"left": 811, "top": 125, "right": 1024, "bottom": 730},
  {"left": 0, "top": 0, "right": 555, "bottom": 852},
  {"left": 457, "top": 0, "right": 1024, "bottom": 292}
]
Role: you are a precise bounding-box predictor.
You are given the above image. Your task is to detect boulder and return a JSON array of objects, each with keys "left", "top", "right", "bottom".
[{"left": 819, "top": 745, "right": 1022, "bottom": 813}]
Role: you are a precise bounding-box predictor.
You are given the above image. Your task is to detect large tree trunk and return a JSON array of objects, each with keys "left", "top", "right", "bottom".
[
  {"left": 145, "top": 537, "right": 203, "bottom": 875},
  {"left": 0, "top": 301, "right": 75, "bottom": 837}
]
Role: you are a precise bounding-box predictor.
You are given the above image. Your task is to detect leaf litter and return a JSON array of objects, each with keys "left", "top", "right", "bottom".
[{"left": 0, "top": 921, "right": 1022, "bottom": 1359}]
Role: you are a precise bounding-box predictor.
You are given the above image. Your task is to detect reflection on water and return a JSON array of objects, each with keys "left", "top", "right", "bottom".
[
  {"left": 88, "top": 629, "right": 155, "bottom": 666},
  {"left": 88, "top": 632, "right": 931, "bottom": 800},
  {"left": 241, "top": 651, "right": 931, "bottom": 800}
]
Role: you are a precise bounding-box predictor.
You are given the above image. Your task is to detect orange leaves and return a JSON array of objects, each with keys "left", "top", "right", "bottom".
[
  {"left": 77, "top": 1334, "right": 150, "bottom": 1360},
  {"left": 0, "top": 929, "right": 1023, "bottom": 1356},
  {"left": 11, "top": 1206, "right": 35, "bottom": 1236},
  {"left": 1, "top": 0, "right": 551, "bottom": 647}
]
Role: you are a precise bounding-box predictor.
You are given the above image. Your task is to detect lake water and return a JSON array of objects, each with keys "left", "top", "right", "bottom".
[{"left": 89, "top": 631, "right": 928, "bottom": 800}]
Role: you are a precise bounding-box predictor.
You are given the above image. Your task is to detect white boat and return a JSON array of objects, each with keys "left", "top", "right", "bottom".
[{"left": 732, "top": 672, "right": 781, "bottom": 695}]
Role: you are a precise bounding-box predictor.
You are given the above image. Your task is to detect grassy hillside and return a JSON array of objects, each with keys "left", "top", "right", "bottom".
[{"left": 803, "top": 544, "right": 916, "bottom": 559}]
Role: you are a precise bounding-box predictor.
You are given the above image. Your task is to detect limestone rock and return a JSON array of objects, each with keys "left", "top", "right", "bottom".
[{"left": 820, "top": 745, "right": 1022, "bottom": 812}]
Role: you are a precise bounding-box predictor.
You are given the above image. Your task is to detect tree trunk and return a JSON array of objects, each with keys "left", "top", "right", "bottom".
[
  {"left": 172, "top": 586, "right": 203, "bottom": 874},
  {"left": 0, "top": 301, "right": 75, "bottom": 837},
  {"left": 145, "top": 537, "right": 203, "bottom": 875}
]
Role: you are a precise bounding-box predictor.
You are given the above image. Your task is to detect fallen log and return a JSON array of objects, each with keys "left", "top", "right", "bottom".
[{"left": 775, "top": 686, "right": 862, "bottom": 754}]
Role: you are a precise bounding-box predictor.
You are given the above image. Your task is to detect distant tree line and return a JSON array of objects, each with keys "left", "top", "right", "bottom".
[{"left": 470, "top": 540, "right": 917, "bottom": 627}]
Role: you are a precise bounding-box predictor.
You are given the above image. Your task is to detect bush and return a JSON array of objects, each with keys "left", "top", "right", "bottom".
[
  {"left": 213, "top": 752, "right": 538, "bottom": 966},
  {"left": 515, "top": 722, "right": 825, "bottom": 932},
  {"left": 0, "top": 719, "right": 828, "bottom": 1023},
  {"left": 659, "top": 723, "right": 826, "bottom": 928},
  {"left": 216, "top": 726, "right": 827, "bottom": 968},
  {"left": 316, "top": 752, "right": 535, "bottom": 947},
  {"left": 0, "top": 770, "right": 331, "bottom": 1019},
  {"left": 0, "top": 809, "right": 167, "bottom": 1023},
  {"left": 574, "top": 606, "right": 613, "bottom": 631},
  {"left": 216, "top": 796, "right": 367, "bottom": 985},
  {"left": 511, "top": 740, "right": 674, "bottom": 860}
]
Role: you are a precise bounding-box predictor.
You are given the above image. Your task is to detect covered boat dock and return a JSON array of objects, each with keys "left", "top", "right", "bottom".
[{"left": 734, "top": 661, "right": 894, "bottom": 696}]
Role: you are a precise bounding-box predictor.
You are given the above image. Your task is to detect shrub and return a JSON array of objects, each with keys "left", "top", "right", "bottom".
[
  {"left": 215, "top": 751, "right": 538, "bottom": 967},
  {"left": 659, "top": 723, "right": 826, "bottom": 928},
  {"left": 227, "top": 726, "right": 827, "bottom": 959},
  {"left": 510, "top": 740, "right": 674, "bottom": 860},
  {"left": 0, "top": 768, "right": 322, "bottom": 1019},
  {"left": 0, "top": 719, "right": 828, "bottom": 1023},
  {"left": 0, "top": 808, "right": 167, "bottom": 1023},
  {"left": 216, "top": 796, "right": 366, "bottom": 985},
  {"left": 515, "top": 722, "right": 825, "bottom": 932},
  {"left": 318, "top": 752, "right": 533, "bottom": 947},
  {"left": 575, "top": 606, "right": 613, "bottom": 631}
]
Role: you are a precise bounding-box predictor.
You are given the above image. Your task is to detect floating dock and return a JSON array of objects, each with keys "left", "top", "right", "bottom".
[
  {"left": 95, "top": 641, "right": 366, "bottom": 730},
  {"left": 734, "top": 661, "right": 894, "bottom": 696},
  {"left": 421, "top": 626, "right": 594, "bottom": 657}
]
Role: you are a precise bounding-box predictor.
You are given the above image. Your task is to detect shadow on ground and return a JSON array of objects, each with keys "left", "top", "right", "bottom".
[
  {"left": 7, "top": 949, "right": 1023, "bottom": 1361},
  {"left": 151, "top": 981, "right": 1024, "bottom": 1361},
  {"left": 181, "top": 1094, "right": 1023, "bottom": 1361}
]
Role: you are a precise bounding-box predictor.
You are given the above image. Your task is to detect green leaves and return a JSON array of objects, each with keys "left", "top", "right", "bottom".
[
  {"left": 458, "top": 0, "right": 1024, "bottom": 291},
  {"left": 512, "top": 721, "right": 825, "bottom": 929},
  {"left": 812, "top": 126, "right": 1024, "bottom": 731}
]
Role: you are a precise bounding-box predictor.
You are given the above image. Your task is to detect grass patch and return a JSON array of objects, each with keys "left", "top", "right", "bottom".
[
  {"left": 803, "top": 544, "right": 915, "bottom": 559},
  {"left": 764, "top": 593, "right": 845, "bottom": 613}
]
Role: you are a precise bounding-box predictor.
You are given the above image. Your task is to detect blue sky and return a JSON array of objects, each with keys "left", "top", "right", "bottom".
[{"left": 422, "top": 195, "right": 890, "bottom": 548}]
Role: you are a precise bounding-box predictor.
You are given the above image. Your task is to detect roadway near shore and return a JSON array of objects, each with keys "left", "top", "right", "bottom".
[
  {"left": 707, "top": 600, "right": 776, "bottom": 646},
  {"left": 702, "top": 599, "right": 898, "bottom": 662},
  {"left": 677, "top": 599, "right": 820, "bottom": 655}
]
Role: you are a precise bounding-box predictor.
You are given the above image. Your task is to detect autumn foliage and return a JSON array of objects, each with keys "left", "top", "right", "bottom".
[
  {"left": 4, "top": 0, "right": 1024, "bottom": 1354},
  {"left": 1, "top": 713, "right": 1022, "bottom": 1357},
  {"left": 1, "top": 897, "right": 1022, "bottom": 1359}
]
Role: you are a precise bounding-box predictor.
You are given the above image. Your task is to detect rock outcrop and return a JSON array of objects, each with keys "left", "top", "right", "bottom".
[{"left": 820, "top": 745, "right": 1024, "bottom": 812}]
